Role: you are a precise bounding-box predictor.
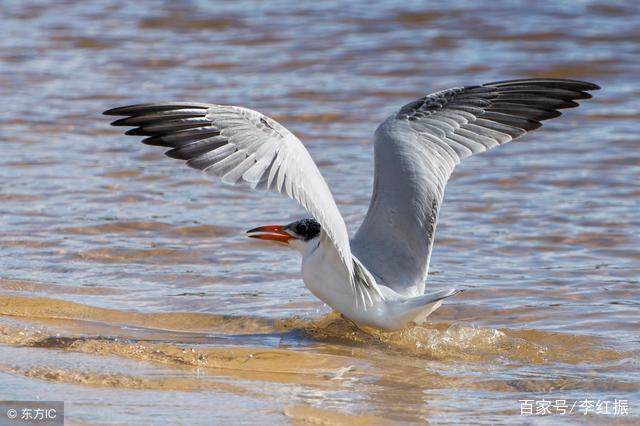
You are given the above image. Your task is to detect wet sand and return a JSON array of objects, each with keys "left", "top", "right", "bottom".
[{"left": 1, "top": 0, "right": 639, "bottom": 424}]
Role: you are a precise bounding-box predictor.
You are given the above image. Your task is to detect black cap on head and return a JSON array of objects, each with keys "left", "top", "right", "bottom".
[{"left": 287, "top": 218, "right": 321, "bottom": 241}]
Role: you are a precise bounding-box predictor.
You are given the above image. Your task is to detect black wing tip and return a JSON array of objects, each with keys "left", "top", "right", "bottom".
[
  {"left": 124, "top": 127, "right": 151, "bottom": 136},
  {"left": 560, "top": 99, "right": 580, "bottom": 108},
  {"left": 103, "top": 104, "right": 148, "bottom": 116},
  {"left": 141, "top": 136, "right": 167, "bottom": 146},
  {"left": 103, "top": 102, "right": 211, "bottom": 117},
  {"left": 586, "top": 81, "right": 601, "bottom": 91},
  {"left": 484, "top": 78, "right": 600, "bottom": 91},
  {"left": 528, "top": 120, "right": 543, "bottom": 131},
  {"left": 109, "top": 117, "right": 133, "bottom": 127}
]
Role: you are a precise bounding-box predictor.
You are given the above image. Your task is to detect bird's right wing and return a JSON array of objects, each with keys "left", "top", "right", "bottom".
[
  {"left": 351, "top": 79, "right": 599, "bottom": 297},
  {"left": 104, "top": 103, "right": 355, "bottom": 278}
]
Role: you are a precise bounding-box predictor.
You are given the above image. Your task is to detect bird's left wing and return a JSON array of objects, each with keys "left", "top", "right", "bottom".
[
  {"left": 104, "top": 103, "right": 354, "bottom": 278},
  {"left": 351, "top": 79, "right": 599, "bottom": 297}
]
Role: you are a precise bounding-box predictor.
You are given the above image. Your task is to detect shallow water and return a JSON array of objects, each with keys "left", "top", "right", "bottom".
[{"left": 1, "top": 0, "right": 639, "bottom": 424}]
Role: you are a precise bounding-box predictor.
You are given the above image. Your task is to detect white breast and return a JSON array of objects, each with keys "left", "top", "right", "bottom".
[
  {"left": 300, "top": 238, "right": 390, "bottom": 327},
  {"left": 301, "top": 239, "right": 354, "bottom": 313}
]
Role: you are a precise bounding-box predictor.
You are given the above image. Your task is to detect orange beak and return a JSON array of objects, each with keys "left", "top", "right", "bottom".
[{"left": 246, "top": 225, "right": 293, "bottom": 244}]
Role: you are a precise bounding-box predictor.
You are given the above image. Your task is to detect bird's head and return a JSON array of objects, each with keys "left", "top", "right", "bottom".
[{"left": 246, "top": 218, "right": 321, "bottom": 252}]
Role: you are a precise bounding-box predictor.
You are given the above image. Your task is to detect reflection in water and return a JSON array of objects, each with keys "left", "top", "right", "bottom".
[{"left": 1, "top": 0, "right": 639, "bottom": 423}]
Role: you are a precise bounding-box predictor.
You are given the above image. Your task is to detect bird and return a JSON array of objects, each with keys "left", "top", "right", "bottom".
[{"left": 104, "top": 78, "right": 599, "bottom": 331}]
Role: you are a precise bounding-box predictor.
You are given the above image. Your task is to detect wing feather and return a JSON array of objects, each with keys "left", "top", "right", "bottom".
[
  {"left": 105, "top": 103, "right": 354, "bottom": 277},
  {"left": 351, "top": 78, "right": 599, "bottom": 297}
]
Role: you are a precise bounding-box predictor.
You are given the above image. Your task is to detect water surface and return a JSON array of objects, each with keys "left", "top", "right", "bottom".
[{"left": 1, "top": 0, "right": 639, "bottom": 424}]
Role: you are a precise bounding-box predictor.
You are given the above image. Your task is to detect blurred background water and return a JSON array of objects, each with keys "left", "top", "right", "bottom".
[{"left": 1, "top": 0, "right": 639, "bottom": 424}]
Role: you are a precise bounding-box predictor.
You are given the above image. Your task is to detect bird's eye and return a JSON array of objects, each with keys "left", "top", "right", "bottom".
[{"left": 296, "top": 223, "right": 307, "bottom": 234}]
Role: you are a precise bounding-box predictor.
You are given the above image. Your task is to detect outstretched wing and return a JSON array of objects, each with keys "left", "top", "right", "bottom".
[
  {"left": 351, "top": 79, "right": 599, "bottom": 297},
  {"left": 104, "top": 103, "right": 354, "bottom": 277}
]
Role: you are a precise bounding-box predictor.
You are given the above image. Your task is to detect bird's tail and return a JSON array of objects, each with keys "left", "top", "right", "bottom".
[{"left": 389, "top": 288, "right": 463, "bottom": 326}]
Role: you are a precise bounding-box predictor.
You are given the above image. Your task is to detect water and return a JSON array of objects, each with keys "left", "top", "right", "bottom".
[{"left": 1, "top": 0, "right": 639, "bottom": 423}]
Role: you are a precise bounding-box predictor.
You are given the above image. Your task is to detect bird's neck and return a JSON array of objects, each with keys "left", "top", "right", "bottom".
[{"left": 296, "top": 236, "right": 320, "bottom": 257}]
